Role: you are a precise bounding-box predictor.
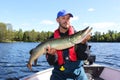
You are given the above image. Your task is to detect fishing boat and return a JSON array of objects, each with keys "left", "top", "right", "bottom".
[{"left": 20, "top": 64, "right": 120, "bottom": 80}]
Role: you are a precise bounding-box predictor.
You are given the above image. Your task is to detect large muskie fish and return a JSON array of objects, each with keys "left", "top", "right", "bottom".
[{"left": 27, "top": 27, "right": 92, "bottom": 70}]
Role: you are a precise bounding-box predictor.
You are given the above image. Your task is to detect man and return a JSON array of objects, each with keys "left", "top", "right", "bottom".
[{"left": 46, "top": 10, "right": 91, "bottom": 80}]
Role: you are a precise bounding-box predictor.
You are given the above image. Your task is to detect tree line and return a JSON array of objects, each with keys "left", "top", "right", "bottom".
[
  {"left": 0, "top": 22, "right": 53, "bottom": 42},
  {"left": 91, "top": 31, "right": 120, "bottom": 42},
  {"left": 0, "top": 22, "right": 120, "bottom": 42}
]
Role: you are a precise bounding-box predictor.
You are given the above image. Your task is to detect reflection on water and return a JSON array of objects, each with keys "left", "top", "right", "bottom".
[{"left": 0, "top": 42, "right": 120, "bottom": 80}]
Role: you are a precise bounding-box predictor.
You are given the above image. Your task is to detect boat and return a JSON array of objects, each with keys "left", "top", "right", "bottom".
[{"left": 20, "top": 64, "right": 120, "bottom": 80}]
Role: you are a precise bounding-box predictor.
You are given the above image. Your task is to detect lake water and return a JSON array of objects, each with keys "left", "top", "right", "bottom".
[{"left": 0, "top": 42, "right": 120, "bottom": 80}]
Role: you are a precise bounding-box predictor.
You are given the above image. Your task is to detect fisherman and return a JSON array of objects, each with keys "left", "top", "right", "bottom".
[{"left": 45, "top": 10, "right": 91, "bottom": 80}]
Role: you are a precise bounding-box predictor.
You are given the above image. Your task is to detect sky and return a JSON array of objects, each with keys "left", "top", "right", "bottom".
[{"left": 0, "top": 0, "right": 120, "bottom": 34}]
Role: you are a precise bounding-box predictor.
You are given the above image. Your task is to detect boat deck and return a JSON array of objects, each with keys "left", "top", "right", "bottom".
[
  {"left": 94, "top": 78, "right": 104, "bottom": 80},
  {"left": 20, "top": 64, "right": 120, "bottom": 80}
]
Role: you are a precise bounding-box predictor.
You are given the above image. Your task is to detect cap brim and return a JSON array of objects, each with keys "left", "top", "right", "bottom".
[{"left": 67, "top": 13, "right": 73, "bottom": 17}]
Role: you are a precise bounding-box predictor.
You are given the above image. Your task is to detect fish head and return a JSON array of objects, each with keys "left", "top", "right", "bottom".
[{"left": 69, "top": 26, "right": 92, "bottom": 44}]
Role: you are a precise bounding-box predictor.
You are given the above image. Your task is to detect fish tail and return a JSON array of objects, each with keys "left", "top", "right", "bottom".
[{"left": 27, "top": 63, "right": 32, "bottom": 71}]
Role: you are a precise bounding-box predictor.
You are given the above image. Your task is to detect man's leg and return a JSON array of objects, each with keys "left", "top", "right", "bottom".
[{"left": 76, "top": 67, "right": 88, "bottom": 80}]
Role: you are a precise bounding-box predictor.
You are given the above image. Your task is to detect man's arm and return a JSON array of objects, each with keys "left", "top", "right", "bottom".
[
  {"left": 75, "top": 43, "right": 89, "bottom": 60},
  {"left": 46, "top": 53, "right": 56, "bottom": 65},
  {"left": 45, "top": 35, "right": 57, "bottom": 65},
  {"left": 75, "top": 33, "right": 91, "bottom": 60}
]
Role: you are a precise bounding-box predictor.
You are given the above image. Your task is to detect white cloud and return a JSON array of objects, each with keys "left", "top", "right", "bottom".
[
  {"left": 82, "top": 22, "right": 119, "bottom": 33},
  {"left": 83, "top": 22, "right": 116, "bottom": 28},
  {"left": 71, "top": 16, "right": 79, "bottom": 21},
  {"left": 18, "top": 23, "right": 34, "bottom": 31},
  {"left": 21, "top": 23, "right": 31, "bottom": 27},
  {"left": 90, "top": 22, "right": 115, "bottom": 28},
  {"left": 40, "top": 20, "right": 55, "bottom": 25},
  {"left": 88, "top": 8, "right": 95, "bottom": 12}
]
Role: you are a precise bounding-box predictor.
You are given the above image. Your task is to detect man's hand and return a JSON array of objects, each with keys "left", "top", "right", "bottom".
[
  {"left": 81, "top": 34, "right": 91, "bottom": 44},
  {"left": 45, "top": 45, "right": 56, "bottom": 55}
]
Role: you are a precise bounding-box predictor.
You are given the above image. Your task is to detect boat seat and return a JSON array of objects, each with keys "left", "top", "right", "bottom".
[{"left": 100, "top": 67, "right": 120, "bottom": 80}]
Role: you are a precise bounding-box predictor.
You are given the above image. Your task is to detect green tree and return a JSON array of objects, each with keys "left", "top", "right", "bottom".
[
  {"left": 14, "top": 29, "right": 23, "bottom": 41},
  {"left": 0, "top": 22, "right": 7, "bottom": 42},
  {"left": 29, "top": 29, "right": 38, "bottom": 42},
  {"left": 6, "top": 30, "right": 14, "bottom": 41},
  {"left": 91, "top": 32, "right": 101, "bottom": 42},
  {"left": 22, "top": 31, "right": 29, "bottom": 42}
]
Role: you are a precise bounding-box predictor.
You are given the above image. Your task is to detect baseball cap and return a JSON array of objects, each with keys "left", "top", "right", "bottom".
[{"left": 57, "top": 10, "right": 73, "bottom": 18}]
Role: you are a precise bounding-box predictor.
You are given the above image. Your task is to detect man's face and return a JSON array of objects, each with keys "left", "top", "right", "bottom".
[{"left": 57, "top": 14, "right": 71, "bottom": 30}]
